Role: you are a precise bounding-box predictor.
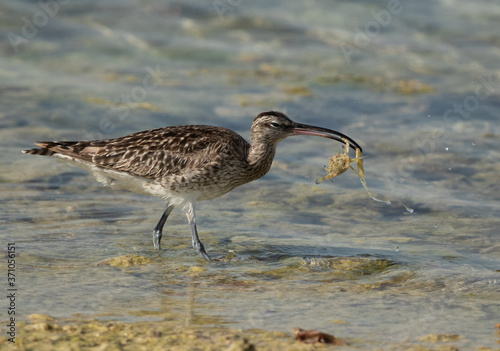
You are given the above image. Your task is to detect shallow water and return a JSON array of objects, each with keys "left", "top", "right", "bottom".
[{"left": 1, "top": 0, "right": 499, "bottom": 349}]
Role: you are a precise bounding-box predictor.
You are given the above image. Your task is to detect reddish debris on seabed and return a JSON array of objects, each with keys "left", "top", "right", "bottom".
[
  {"left": 292, "top": 327, "right": 347, "bottom": 346},
  {"left": 496, "top": 323, "right": 500, "bottom": 344}
]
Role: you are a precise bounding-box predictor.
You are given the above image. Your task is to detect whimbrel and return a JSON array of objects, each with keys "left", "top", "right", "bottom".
[{"left": 23, "top": 111, "right": 361, "bottom": 262}]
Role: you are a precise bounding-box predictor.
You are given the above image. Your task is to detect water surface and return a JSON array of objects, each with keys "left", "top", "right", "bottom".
[{"left": 1, "top": 0, "right": 499, "bottom": 349}]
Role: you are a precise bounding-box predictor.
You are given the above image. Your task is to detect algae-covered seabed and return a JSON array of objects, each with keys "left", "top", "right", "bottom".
[{"left": 1, "top": 0, "right": 500, "bottom": 350}]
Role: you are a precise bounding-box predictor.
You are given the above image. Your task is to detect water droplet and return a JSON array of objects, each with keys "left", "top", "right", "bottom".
[
  {"left": 445, "top": 147, "right": 449, "bottom": 151},
  {"left": 395, "top": 246, "right": 400, "bottom": 253},
  {"left": 434, "top": 224, "right": 438, "bottom": 228},
  {"left": 427, "top": 114, "right": 431, "bottom": 118},
  {"left": 448, "top": 168, "right": 452, "bottom": 171}
]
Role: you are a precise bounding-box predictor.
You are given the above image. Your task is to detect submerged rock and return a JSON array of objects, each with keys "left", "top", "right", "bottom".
[
  {"left": 417, "top": 334, "right": 461, "bottom": 342},
  {"left": 100, "top": 254, "right": 155, "bottom": 267},
  {"left": 303, "top": 256, "right": 394, "bottom": 275}
]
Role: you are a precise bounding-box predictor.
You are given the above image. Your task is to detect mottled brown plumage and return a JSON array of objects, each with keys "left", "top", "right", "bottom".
[{"left": 23, "top": 111, "right": 361, "bottom": 262}]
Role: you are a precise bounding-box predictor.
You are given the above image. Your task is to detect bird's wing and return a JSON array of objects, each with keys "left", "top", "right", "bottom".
[{"left": 27, "top": 126, "right": 249, "bottom": 180}]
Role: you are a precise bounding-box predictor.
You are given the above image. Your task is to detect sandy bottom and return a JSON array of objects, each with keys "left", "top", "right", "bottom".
[{"left": 3, "top": 313, "right": 499, "bottom": 351}]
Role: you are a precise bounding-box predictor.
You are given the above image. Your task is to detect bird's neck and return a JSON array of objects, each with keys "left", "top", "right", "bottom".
[{"left": 247, "top": 139, "right": 277, "bottom": 181}]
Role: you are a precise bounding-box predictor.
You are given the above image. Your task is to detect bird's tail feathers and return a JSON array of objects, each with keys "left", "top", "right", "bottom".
[{"left": 22, "top": 141, "right": 80, "bottom": 157}]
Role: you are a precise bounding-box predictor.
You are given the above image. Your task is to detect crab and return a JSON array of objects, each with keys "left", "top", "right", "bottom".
[
  {"left": 315, "top": 139, "right": 363, "bottom": 184},
  {"left": 315, "top": 140, "right": 392, "bottom": 205}
]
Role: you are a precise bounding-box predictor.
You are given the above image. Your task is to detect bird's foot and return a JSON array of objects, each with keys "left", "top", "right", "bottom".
[
  {"left": 153, "top": 230, "right": 162, "bottom": 250},
  {"left": 194, "top": 241, "right": 212, "bottom": 262}
]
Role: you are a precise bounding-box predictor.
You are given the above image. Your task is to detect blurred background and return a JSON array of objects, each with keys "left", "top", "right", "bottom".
[{"left": 1, "top": 0, "right": 499, "bottom": 348}]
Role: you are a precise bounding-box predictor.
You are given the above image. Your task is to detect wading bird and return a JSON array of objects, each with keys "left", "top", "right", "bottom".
[{"left": 23, "top": 111, "right": 361, "bottom": 262}]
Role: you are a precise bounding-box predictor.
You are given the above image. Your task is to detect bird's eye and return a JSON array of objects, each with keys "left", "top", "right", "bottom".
[{"left": 269, "top": 122, "right": 281, "bottom": 128}]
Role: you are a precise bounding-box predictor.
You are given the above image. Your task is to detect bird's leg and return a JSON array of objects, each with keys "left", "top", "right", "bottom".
[
  {"left": 153, "top": 204, "right": 174, "bottom": 249},
  {"left": 185, "top": 204, "right": 212, "bottom": 262}
]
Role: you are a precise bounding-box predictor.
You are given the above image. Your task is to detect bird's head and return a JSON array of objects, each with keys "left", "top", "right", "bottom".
[
  {"left": 251, "top": 111, "right": 296, "bottom": 146},
  {"left": 251, "top": 111, "right": 362, "bottom": 151}
]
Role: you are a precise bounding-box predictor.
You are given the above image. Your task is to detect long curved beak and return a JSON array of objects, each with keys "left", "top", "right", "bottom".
[{"left": 291, "top": 122, "right": 362, "bottom": 152}]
